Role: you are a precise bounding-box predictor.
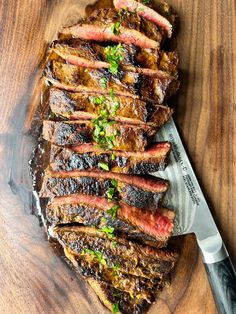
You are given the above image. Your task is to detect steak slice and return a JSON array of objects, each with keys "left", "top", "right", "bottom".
[
  {"left": 49, "top": 142, "right": 171, "bottom": 174},
  {"left": 114, "top": 0, "right": 173, "bottom": 37},
  {"left": 48, "top": 87, "right": 173, "bottom": 127},
  {"left": 53, "top": 226, "right": 178, "bottom": 280},
  {"left": 62, "top": 246, "right": 158, "bottom": 301},
  {"left": 40, "top": 169, "right": 169, "bottom": 211},
  {"left": 45, "top": 59, "right": 179, "bottom": 103},
  {"left": 51, "top": 40, "right": 174, "bottom": 79},
  {"left": 42, "top": 120, "right": 154, "bottom": 152},
  {"left": 60, "top": 8, "right": 164, "bottom": 49},
  {"left": 87, "top": 278, "right": 150, "bottom": 314},
  {"left": 45, "top": 59, "right": 140, "bottom": 98},
  {"left": 46, "top": 194, "right": 175, "bottom": 244},
  {"left": 51, "top": 39, "right": 178, "bottom": 75}
]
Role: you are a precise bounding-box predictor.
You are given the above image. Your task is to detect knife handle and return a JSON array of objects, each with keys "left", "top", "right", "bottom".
[{"left": 204, "top": 252, "right": 236, "bottom": 314}]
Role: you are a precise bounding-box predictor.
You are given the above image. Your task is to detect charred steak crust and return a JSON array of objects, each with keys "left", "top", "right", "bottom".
[
  {"left": 42, "top": 120, "right": 153, "bottom": 152},
  {"left": 45, "top": 57, "right": 179, "bottom": 103},
  {"left": 46, "top": 193, "right": 175, "bottom": 243},
  {"left": 87, "top": 278, "right": 151, "bottom": 314},
  {"left": 49, "top": 142, "right": 171, "bottom": 174},
  {"left": 54, "top": 226, "right": 178, "bottom": 279},
  {"left": 51, "top": 39, "right": 178, "bottom": 78},
  {"left": 40, "top": 174, "right": 168, "bottom": 210},
  {"left": 47, "top": 87, "right": 173, "bottom": 127},
  {"left": 46, "top": 202, "right": 164, "bottom": 247},
  {"left": 45, "top": 59, "right": 140, "bottom": 97}
]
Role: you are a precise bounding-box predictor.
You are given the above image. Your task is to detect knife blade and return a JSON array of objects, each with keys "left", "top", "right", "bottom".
[{"left": 154, "top": 117, "right": 236, "bottom": 314}]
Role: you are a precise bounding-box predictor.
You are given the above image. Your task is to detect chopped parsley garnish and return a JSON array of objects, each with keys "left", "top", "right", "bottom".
[
  {"left": 111, "top": 22, "right": 121, "bottom": 35},
  {"left": 111, "top": 263, "right": 120, "bottom": 276},
  {"left": 98, "top": 162, "right": 109, "bottom": 171},
  {"left": 107, "top": 204, "right": 120, "bottom": 218},
  {"left": 111, "top": 179, "right": 118, "bottom": 187},
  {"left": 109, "top": 88, "right": 115, "bottom": 100},
  {"left": 84, "top": 249, "right": 107, "bottom": 266},
  {"left": 112, "top": 303, "right": 120, "bottom": 314},
  {"left": 129, "top": 292, "right": 135, "bottom": 299},
  {"left": 100, "top": 226, "right": 114, "bottom": 233},
  {"left": 109, "top": 88, "right": 120, "bottom": 116},
  {"left": 104, "top": 44, "right": 124, "bottom": 75},
  {"left": 100, "top": 77, "right": 108, "bottom": 89},
  {"left": 91, "top": 95, "right": 106, "bottom": 105},
  {"left": 111, "top": 153, "right": 116, "bottom": 161},
  {"left": 100, "top": 226, "right": 115, "bottom": 239},
  {"left": 142, "top": 0, "right": 151, "bottom": 4},
  {"left": 106, "top": 187, "right": 116, "bottom": 200},
  {"left": 112, "top": 241, "right": 117, "bottom": 248},
  {"left": 111, "top": 100, "right": 120, "bottom": 116},
  {"left": 91, "top": 93, "right": 120, "bottom": 150},
  {"left": 92, "top": 116, "right": 117, "bottom": 150},
  {"left": 101, "top": 217, "right": 107, "bottom": 223}
]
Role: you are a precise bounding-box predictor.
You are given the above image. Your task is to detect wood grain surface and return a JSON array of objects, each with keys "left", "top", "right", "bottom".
[{"left": 0, "top": 0, "right": 235, "bottom": 313}]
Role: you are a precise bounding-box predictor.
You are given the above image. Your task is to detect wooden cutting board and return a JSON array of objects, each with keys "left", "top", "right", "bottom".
[{"left": 0, "top": 0, "right": 235, "bottom": 313}]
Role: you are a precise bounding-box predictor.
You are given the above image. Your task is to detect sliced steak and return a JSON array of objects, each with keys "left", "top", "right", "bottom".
[
  {"left": 53, "top": 225, "right": 178, "bottom": 280},
  {"left": 51, "top": 40, "right": 175, "bottom": 79},
  {"left": 114, "top": 0, "right": 172, "bottom": 37},
  {"left": 45, "top": 59, "right": 140, "bottom": 98},
  {"left": 45, "top": 59, "right": 179, "bottom": 103},
  {"left": 40, "top": 169, "right": 169, "bottom": 211},
  {"left": 60, "top": 8, "right": 164, "bottom": 49},
  {"left": 48, "top": 87, "right": 173, "bottom": 127},
  {"left": 46, "top": 194, "right": 175, "bottom": 244},
  {"left": 49, "top": 142, "right": 171, "bottom": 174},
  {"left": 42, "top": 120, "right": 154, "bottom": 152},
  {"left": 62, "top": 246, "right": 158, "bottom": 301},
  {"left": 87, "top": 278, "right": 151, "bottom": 314},
  {"left": 51, "top": 39, "right": 178, "bottom": 74}
]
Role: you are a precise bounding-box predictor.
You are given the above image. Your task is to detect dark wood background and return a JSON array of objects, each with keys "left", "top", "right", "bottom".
[{"left": 0, "top": 0, "right": 235, "bottom": 313}]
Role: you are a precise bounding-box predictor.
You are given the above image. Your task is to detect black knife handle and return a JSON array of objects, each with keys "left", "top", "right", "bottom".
[{"left": 204, "top": 256, "right": 236, "bottom": 314}]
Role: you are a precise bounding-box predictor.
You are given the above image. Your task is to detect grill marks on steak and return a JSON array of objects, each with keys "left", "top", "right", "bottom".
[
  {"left": 64, "top": 246, "right": 156, "bottom": 301},
  {"left": 51, "top": 39, "right": 178, "bottom": 75},
  {"left": 42, "top": 120, "right": 154, "bottom": 152},
  {"left": 51, "top": 40, "right": 176, "bottom": 79},
  {"left": 45, "top": 59, "right": 140, "bottom": 98},
  {"left": 48, "top": 87, "right": 173, "bottom": 127},
  {"left": 45, "top": 58, "right": 179, "bottom": 103},
  {"left": 53, "top": 226, "right": 178, "bottom": 279},
  {"left": 40, "top": 170, "right": 169, "bottom": 211},
  {"left": 60, "top": 8, "right": 164, "bottom": 49},
  {"left": 53, "top": 225, "right": 178, "bottom": 312},
  {"left": 47, "top": 87, "right": 145, "bottom": 124},
  {"left": 87, "top": 278, "right": 150, "bottom": 314},
  {"left": 51, "top": 39, "right": 137, "bottom": 68},
  {"left": 49, "top": 142, "right": 171, "bottom": 174},
  {"left": 46, "top": 194, "right": 174, "bottom": 243}
]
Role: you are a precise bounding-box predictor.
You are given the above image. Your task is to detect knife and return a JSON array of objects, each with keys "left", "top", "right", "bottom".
[{"left": 155, "top": 117, "right": 236, "bottom": 314}]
